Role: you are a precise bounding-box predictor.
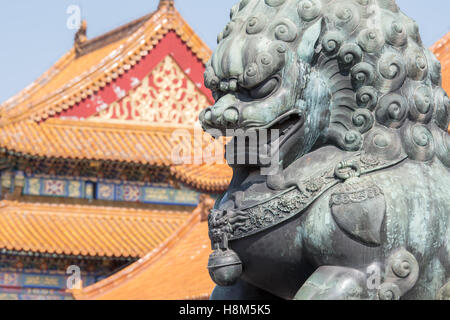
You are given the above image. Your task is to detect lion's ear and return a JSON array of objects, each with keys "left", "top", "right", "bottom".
[{"left": 297, "top": 18, "right": 322, "bottom": 64}]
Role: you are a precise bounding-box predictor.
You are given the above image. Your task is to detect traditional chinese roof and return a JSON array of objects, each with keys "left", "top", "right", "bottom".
[
  {"left": 74, "top": 196, "right": 214, "bottom": 300},
  {"left": 431, "top": 32, "right": 450, "bottom": 133},
  {"left": 0, "top": 1, "right": 211, "bottom": 123},
  {"left": 171, "top": 163, "right": 232, "bottom": 192},
  {"left": 0, "top": 119, "right": 231, "bottom": 192},
  {"left": 0, "top": 200, "right": 193, "bottom": 259},
  {"left": 0, "top": 1, "right": 232, "bottom": 192},
  {"left": 432, "top": 32, "right": 450, "bottom": 95}
]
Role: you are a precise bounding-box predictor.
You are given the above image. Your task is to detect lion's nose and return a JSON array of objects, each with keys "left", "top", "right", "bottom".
[
  {"left": 201, "top": 106, "right": 239, "bottom": 128},
  {"left": 201, "top": 94, "right": 240, "bottom": 128}
]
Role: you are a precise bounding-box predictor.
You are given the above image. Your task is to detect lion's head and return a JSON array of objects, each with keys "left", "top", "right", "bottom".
[{"left": 200, "top": 0, "right": 450, "bottom": 169}]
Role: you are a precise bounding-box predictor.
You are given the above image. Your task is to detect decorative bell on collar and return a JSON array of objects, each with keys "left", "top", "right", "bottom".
[{"left": 207, "top": 235, "right": 242, "bottom": 287}]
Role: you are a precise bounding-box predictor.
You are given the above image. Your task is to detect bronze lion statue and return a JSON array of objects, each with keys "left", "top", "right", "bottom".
[{"left": 199, "top": 0, "right": 450, "bottom": 300}]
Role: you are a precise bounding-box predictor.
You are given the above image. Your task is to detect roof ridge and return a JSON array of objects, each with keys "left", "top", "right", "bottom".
[
  {"left": 0, "top": 200, "right": 193, "bottom": 217},
  {"left": 0, "top": 49, "right": 76, "bottom": 111},
  {"left": 158, "top": 0, "right": 175, "bottom": 11},
  {"left": 41, "top": 118, "right": 200, "bottom": 131},
  {"left": 0, "top": 11, "right": 156, "bottom": 110},
  {"left": 0, "top": 5, "right": 211, "bottom": 124},
  {"left": 76, "top": 13, "right": 154, "bottom": 58}
]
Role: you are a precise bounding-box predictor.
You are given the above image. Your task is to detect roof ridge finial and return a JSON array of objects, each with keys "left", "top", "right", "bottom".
[
  {"left": 158, "top": 0, "right": 175, "bottom": 10},
  {"left": 74, "top": 20, "right": 88, "bottom": 56}
]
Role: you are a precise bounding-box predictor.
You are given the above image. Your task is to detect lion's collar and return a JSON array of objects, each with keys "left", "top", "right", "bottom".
[{"left": 210, "top": 150, "right": 408, "bottom": 242}]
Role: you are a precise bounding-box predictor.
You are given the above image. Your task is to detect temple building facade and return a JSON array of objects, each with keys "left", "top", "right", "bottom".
[
  {"left": 0, "top": 0, "right": 448, "bottom": 300},
  {"left": 432, "top": 31, "right": 450, "bottom": 132},
  {"left": 0, "top": 0, "right": 230, "bottom": 300}
]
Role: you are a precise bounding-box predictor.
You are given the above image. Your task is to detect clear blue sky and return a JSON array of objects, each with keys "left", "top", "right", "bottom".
[{"left": 0, "top": 0, "right": 449, "bottom": 103}]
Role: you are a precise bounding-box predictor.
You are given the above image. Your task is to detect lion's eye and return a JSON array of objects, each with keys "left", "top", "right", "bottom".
[{"left": 249, "top": 78, "right": 279, "bottom": 99}]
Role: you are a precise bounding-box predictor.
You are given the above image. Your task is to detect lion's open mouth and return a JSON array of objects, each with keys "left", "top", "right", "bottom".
[{"left": 226, "top": 109, "right": 304, "bottom": 166}]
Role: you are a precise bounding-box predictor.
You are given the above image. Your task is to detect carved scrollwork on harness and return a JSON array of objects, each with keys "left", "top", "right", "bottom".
[
  {"left": 330, "top": 184, "right": 382, "bottom": 206},
  {"left": 208, "top": 152, "right": 407, "bottom": 242}
]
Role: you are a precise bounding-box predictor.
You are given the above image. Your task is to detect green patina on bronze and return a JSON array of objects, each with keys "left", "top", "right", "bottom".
[{"left": 201, "top": 0, "right": 450, "bottom": 300}]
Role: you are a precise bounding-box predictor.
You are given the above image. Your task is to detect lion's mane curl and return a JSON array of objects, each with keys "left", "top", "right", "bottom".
[{"left": 225, "top": 0, "right": 450, "bottom": 166}]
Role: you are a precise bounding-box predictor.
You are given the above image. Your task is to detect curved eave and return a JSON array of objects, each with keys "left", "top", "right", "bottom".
[
  {"left": 0, "top": 119, "right": 231, "bottom": 192},
  {"left": 171, "top": 164, "right": 232, "bottom": 193}
]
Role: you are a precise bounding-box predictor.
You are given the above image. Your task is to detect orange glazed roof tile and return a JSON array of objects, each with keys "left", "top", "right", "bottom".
[
  {"left": 431, "top": 32, "right": 450, "bottom": 133},
  {"left": 0, "top": 119, "right": 189, "bottom": 165},
  {"left": 74, "top": 199, "right": 214, "bottom": 300},
  {"left": 0, "top": 200, "right": 192, "bottom": 259},
  {"left": 0, "top": 3, "right": 211, "bottom": 124},
  {"left": 432, "top": 32, "right": 450, "bottom": 95},
  {"left": 0, "top": 118, "right": 232, "bottom": 191},
  {"left": 171, "top": 163, "right": 233, "bottom": 192}
]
